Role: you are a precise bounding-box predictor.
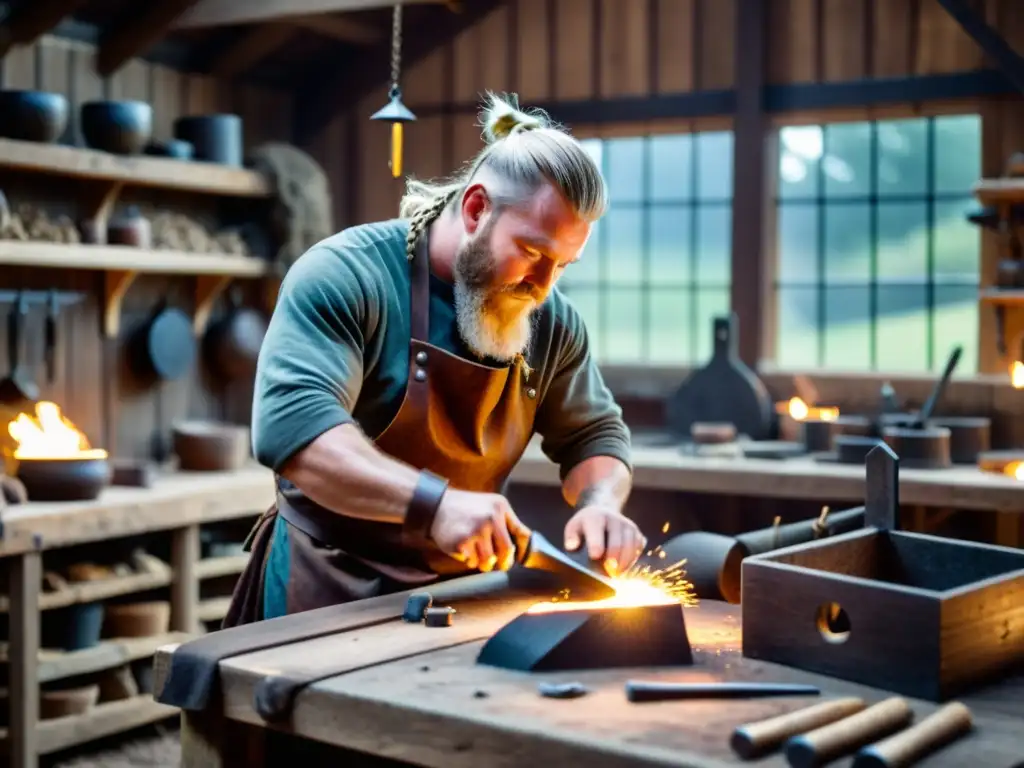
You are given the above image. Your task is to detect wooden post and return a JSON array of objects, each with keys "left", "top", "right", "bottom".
[
  {"left": 171, "top": 524, "right": 200, "bottom": 634},
  {"left": 9, "top": 550, "right": 41, "bottom": 768}
]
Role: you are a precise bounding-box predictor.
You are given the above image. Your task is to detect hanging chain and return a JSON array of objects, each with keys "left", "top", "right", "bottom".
[{"left": 389, "top": 4, "right": 403, "bottom": 89}]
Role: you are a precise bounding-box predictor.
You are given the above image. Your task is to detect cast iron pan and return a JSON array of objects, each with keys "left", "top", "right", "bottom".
[
  {"left": 666, "top": 313, "right": 772, "bottom": 440},
  {"left": 0, "top": 292, "right": 40, "bottom": 406},
  {"left": 129, "top": 301, "right": 197, "bottom": 382}
]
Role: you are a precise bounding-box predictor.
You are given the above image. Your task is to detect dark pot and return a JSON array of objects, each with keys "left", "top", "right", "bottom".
[
  {"left": 203, "top": 290, "right": 267, "bottom": 381},
  {"left": 42, "top": 602, "right": 105, "bottom": 652},
  {"left": 129, "top": 305, "right": 197, "bottom": 382},
  {"left": 107, "top": 206, "right": 152, "bottom": 248},
  {"left": 173, "top": 114, "right": 243, "bottom": 166},
  {"left": 0, "top": 90, "right": 68, "bottom": 143},
  {"left": 144, "top": 139, "right": 194, "bottom": 159},
  {"left": 16, "top": 456, "right": 111, "bottom": 502},
  {"left": 81, "top": 101, "right": 153, "bottom": 155}
]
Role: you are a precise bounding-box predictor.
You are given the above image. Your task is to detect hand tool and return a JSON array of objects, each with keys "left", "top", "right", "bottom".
[
  {"left": 625, "top": 680, "right": 820, "bottom": 703},
  {"left": 784, "top": 697, "right": 913, "bottom": 768},
  {"left": 513, "top": 528, "right": 617, "bottom": 600},
  {"left": 538, "top": 681, "right": 589, "bottom": 699},
  {"left": 852, "top": 701, "right": 972, "bottom": 768},
  {"left": 730, "top": 697, "right": 866, "bottom": 760}
]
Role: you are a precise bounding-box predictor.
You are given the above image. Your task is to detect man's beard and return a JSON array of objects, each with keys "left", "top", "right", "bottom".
[{"left": 452, "top": 224, "right": 541, "bottom": 362}]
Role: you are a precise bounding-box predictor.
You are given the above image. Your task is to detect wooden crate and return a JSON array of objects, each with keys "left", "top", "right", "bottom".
[{"left": 741, "top": 445, "right": 1024, "bottom": 701}]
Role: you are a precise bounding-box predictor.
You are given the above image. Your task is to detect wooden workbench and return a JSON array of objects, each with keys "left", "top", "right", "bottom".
[
  {"left": 155, "top": 573, "right": 1023, "bottom": 768},
  {"left": 511, "top": 434, "right": 1024, "bottom": 512}
]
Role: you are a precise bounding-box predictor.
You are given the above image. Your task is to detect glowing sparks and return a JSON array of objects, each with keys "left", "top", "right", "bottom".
[
  {"left": 778, "top": 396, "right": 839, "bottom": 422},
  {"left": 1011, "top": 361, "right": 1024, "bottom": 389},
  {"left": 1003, "top": 461, "right": 1024, "bottom": 481},
  {"left": 526, "top": 552, "right": 698, "bottom": 614}
]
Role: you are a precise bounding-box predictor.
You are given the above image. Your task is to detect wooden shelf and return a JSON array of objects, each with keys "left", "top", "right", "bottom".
[
  {"left": 0, "top": 241, "right": 269, "bottom": 337},
  {"left": 0, "top": 694, "right": 179, "bottom": 756},
  {"left": 37, "top": 632, "right": 190, "bottom": 684},
  {"left": 0, "top": 566, "right": 172, "bottom": 614},
  {"left": 0, "top": 138, "right": 271, "bottom": 198},
  {"left": 196, "top": 554, "right": 250, "bottom": 580},
  {"left": 980, "top": 288, "right": 1024, "bottom": 307},
  {"left": 974, "top": 178, "right": 1024, "bottom": 206},
  {"left": 197, "top": 597, "right": 231, "bottom": 623}
]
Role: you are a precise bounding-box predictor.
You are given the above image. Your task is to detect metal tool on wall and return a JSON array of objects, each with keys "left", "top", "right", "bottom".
[
  {"left": 44, "top": 289, "right": 59, "bottom": 384},
  {"left": 0, "top": 291, "right": 40, "bottom": 406}
]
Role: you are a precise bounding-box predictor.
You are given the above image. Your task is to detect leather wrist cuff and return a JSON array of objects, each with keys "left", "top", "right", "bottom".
[{"left": 402, "top": 470, "right": 449, "bottom": 546}]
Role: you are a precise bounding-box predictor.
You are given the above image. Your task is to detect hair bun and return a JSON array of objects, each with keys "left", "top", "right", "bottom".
[{"left": 479, "top": 91, "right": 545, "bottom": 144}]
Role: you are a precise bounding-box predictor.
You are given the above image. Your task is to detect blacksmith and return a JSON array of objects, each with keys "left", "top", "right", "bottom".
[{"left": 224, "top": 93, "right": 643, "bottom": 625}]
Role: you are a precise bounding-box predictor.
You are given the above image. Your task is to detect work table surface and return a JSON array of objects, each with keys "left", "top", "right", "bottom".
[
  {"left": 511, "top": 433, "right": 1024, "bottom": 512},
  {"left": 155, "top": 573, "right": 1023, "bottom": 768}
]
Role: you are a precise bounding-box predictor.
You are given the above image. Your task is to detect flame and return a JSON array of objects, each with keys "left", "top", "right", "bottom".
[
  {"left": 526, "top": 552, "right": 698, "bottom": 614},
  {"left": 779, "top": 396, "right": 839, "bottom": 422},
  {"left": 1011, "top": 362, "right": 1024, "bottom": 389},
  {"left": 1003, "top": 461, "right": 1024, "bottom": 481},
  {"left": 7, "top": 401, "right": 107, "bottom": 460}
]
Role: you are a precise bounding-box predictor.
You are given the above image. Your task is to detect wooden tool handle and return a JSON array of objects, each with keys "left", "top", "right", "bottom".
[
  {"left": 730, "top": 697, "right": 866, "bottom": 760},
  {"left": 784, "top": 697, "right": 913, "bottom": 768},
  {"left": 852, "top": 702, "right": 973, "bottom": 768}
]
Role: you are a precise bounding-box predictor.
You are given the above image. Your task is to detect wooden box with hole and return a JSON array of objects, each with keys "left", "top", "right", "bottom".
[{"left": 741, "top": 443, "right": 1024, "bottom": 702}]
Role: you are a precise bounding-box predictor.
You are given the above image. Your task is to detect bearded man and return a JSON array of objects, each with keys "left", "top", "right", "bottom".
[{"left": 223, "top": 93, "right": 644, "bottom": 625}]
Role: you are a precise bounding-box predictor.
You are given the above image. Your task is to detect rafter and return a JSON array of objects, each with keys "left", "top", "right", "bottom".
[
  {"left": 295, "top": 0, "right": 507, "bottom": 145},
  {"left": 285, "top": 14, "right": 383, "bottom": 45},
  {"left": 209, "top": 25, "right": 298, "bottom": 79},
  {"left": 174, "top": 0, "right": 443, "bottom": 31},
  {"left": 934, "top": 0, "right": 1024, "bottom": 94},
  {"left": 0, "top": 0, "right": 86, "bottom": 58},
  {"left": 97, "top": 0, "right": 205, "bottom": 77}
]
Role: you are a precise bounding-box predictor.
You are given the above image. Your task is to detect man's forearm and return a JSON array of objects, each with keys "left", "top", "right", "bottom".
[
  {"left": 279, "top": 423, "right": 421, "bottom": 524},
  {"left": 562, "top": 455, "right": 632, "bottom": 511}
]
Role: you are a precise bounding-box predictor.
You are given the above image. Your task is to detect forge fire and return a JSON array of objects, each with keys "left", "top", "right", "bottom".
[{"left": 7, "top": 401, "right": 107, "bottom": 460}]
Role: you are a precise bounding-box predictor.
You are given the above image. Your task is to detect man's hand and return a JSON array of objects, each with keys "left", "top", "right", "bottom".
[
  {"left": 564, "top": 506, "right": 645, "bottom": 577},
  {"left": 430, "top": 489, "right": 530, "bottom": 572}
]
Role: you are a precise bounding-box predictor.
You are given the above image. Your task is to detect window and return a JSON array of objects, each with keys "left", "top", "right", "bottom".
[
  {"left": 560, "top": 131, "right": 734, "bottom": 364},
  {"left": 774, "top": 115, "right": 981, "bottom": 372}
]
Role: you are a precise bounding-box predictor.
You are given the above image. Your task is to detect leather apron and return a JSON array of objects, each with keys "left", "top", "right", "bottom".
[{"left": 223, "top": 232, "right": 539, "bottom": 627}]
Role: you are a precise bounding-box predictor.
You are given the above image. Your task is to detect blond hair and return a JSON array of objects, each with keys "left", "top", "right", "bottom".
[{"left": 400, "top": 91, "right": 607, "bottom": 260}]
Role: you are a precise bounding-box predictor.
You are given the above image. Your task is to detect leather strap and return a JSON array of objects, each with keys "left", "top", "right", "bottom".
[
  {"left": 410, "top": 230, "right": 430, "bottom": 342},
  {"left": 401, "top": 469, "right": 449, "bottom": 546}
]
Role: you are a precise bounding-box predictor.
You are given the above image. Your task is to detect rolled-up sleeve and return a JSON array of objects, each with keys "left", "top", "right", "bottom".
[{"left": 533, "top": 304, "right": 632, "bottom": 480}]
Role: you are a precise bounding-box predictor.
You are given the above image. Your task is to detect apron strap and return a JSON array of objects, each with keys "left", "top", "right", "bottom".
[{"left": 410, "top": 232, "right": 430, "bottom": 342}]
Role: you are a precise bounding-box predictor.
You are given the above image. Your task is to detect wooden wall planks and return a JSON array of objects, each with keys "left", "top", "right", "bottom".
[
  {"left": 0, "top": 36, "right": 293, "bottom": 461},
  {"left": 307, "top": 0, "right": 1019, "bottom": 231}
]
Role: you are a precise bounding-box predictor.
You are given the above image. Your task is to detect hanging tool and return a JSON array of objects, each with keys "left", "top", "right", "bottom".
[
  {"left": 731, "top": 697, "right": 867, "bottom": 760},
  {"left": 625, "top": 681, "right": 820, "bottom": 703},
  {"left": 852, "top": 702, "right": 973, "bottom": 768},
  {"left": 0, "top": 291, "right": 39, "bottom": 407},
  {"left": 370, "top": 3, "right": 417, "bottom": 178},
  {"left": 44, "top": 289, "right": 58, "bottom": 384}
]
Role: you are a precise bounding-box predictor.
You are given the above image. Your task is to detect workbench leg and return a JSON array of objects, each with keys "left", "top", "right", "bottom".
[
  {"left": 171, "top": 524, "right": 200, "bottom": 634},
  {"left": 181, "top": 708, "right": 265, "bottom": 768},
  {"left": 9, "top": 550, "right": 41, "bottom": 768}
]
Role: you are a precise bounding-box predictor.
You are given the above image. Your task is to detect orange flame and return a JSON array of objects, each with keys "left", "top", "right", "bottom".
[
  {"left": 1011, "top": 362, "right": 1024, "bottom": 390},
  {"left": 8, "top": 402, "right": 107, "bottom": 460},
  {"left": 779, "top": 397, "right": 839, "bottom": 422},
  {"left": 1003, "top": 461, "right": 1024, "bottom": 481}
]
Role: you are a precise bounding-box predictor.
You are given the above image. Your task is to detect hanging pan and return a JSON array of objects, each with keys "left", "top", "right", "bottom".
[
  {"left": 128, "top": 299, "right": 197, "bottom": 383},
  {"left": 202, "top": 286, "right": 267, "bottom": 382}
]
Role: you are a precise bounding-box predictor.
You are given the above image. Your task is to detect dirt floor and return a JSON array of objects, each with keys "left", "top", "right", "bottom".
[{"left": 45, "top": 724, "right": 180, "bottom": 768}]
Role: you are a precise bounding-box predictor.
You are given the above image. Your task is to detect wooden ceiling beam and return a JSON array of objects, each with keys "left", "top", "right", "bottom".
[
  {"left": 174, "top": 0, "right": 443, "bottom": 31},
  {"left": 934, "top": 0, "right": 1024, "bottom": 94},
  {"left": 0, "top": 0, "right": 87, "bottom": 58},
  {"left": 285, "top": 15, "right": 384, "bottom": 45},
  {"left": 209, "top": 25, "right": 298, "bottom": 79},
  {"left": 97, "top": 0, "right": 206, "bottom": 77},
  {"left": 294, "top": 0, "right": 507, "bottom": 146}
]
